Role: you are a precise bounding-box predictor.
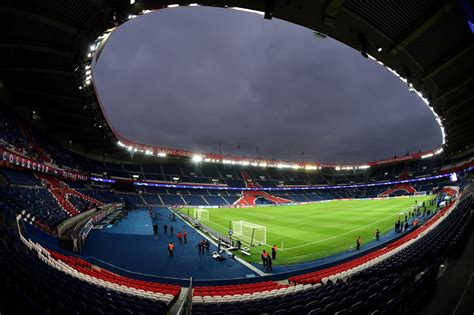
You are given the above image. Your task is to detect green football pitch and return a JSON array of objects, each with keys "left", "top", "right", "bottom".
[{"left": 181, "top": 196, "right": 435, "bottom": 265}]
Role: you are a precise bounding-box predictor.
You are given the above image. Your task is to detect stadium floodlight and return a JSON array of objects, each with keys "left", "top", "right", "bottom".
[
  {"left": 192, "top": 154, "right": 203, "bottom": 162},
  {"left": 230, "top": 7, "right": 265, "bottom": 16},
  {"left": 377, "top": 47, "right": 383, "bottom": 52},
  {"left": 157, "top": 152, "right": 167, "bottom": 157},
  {"left": 132, "top": 174, "right": 139, "bottom": 179},
  {"left": 172, "top": 177, "right": 180, "bottom": 181},
  {"left": 421, "top": 153, "right": 434, "bottom": 159},
  {"left": 232, "top": 221, "right": 266, "bottom": 246},
  {"left": 188, "top": 3, "right": 199, "bottom": 6},
  {"left": 167, "top": 4, "right": 179, "bottom": 8},
  {"left": 434, "top": 148, "right": 443, "bottom": 155},
  {"left": 130, "top": 0, "right": 135, "bottom": 4}
]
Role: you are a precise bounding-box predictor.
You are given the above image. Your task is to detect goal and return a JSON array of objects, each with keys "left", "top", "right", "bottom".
[
  {"left": 231, "top": 220, "right": 266, "bottom": 246},
  {"left": 193, "top": 209, "right": 209, "bottom": 221},
  {"left": 414, "top": 191, "right": 427, "bottom": 197}
]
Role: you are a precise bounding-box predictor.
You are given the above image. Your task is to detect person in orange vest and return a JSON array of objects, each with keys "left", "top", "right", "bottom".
[
  {"left": 183, "top": 231, "right": 188, "bottom": 244},
  {"left": 271, "top": 245, "right": 277, "bottom": 260},
  {"left": 261, "top": 250, "right": 268, "bottom": 267},
  {"left": 168, "top": 242, "right": 174, "bottom": 257},
  {"left": 177, "top": 232, "right": 182, "bottom": 244}
]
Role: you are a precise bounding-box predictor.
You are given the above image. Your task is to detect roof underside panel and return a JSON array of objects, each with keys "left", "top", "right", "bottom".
[{"left": 344, "top": 0, "right": 438, "bottom": 39}]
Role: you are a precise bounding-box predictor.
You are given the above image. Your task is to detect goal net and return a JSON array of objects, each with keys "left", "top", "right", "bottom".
[
  {"left": 414, "top": 191, "right": 427, "bottom": 197},
  {"left": 231, "top": 221, "right": 266, "bottom": 246},
  {"left": 193, "top": 209, "right": 209, "bottom": 221}
]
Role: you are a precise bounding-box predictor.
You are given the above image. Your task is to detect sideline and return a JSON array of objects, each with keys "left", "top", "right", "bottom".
[{"left": 168, "top": 207, "right": 266, "bottom": 276}]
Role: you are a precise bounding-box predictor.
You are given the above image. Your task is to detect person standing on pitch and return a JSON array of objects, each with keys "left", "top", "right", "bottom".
[
  {"left": 375, "top": 229, "right": 380, "bottom": 241},
  {"left": 177, "top": 232, "right": 182, "bottom": 244},
  {"left": 184, "top": 231, "right": 188, "bottom": 244},
  {"left": 163, "top": 224, "right": 168, "bottom": 234},
  {"left": 356, "top": 236, "right": 362, "bottom": 250},
  {"left": 272, "top": 245, "right": 277, "bottom": 260},
  {"left": 170, "top": 226, "right": 174, "bottom": 236},
  {"left": 266, "top": 255, "right": 273, "bottom": 272},
  {"left": 261, "top": 250, "right": 268, "bottom": 267},
  {"left": 168, "top": 242, "right": 174, "bottom": 257}
]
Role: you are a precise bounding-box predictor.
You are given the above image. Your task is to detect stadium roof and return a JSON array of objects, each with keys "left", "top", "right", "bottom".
[{"left": 1, "top": 0, "right": 473, "bottom": 163}]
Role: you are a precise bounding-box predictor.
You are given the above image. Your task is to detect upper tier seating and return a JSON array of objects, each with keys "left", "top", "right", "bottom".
[
  {"left": 0, "top": 169, "right": 41, "bottom": 186},
  {"left": 0, "top": 111, "right": 32, "bottom": 156}
]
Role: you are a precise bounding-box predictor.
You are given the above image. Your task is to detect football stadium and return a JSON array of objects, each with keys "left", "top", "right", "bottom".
[{"left": 1, "top": 1, "right": 474, "bottom": 315}]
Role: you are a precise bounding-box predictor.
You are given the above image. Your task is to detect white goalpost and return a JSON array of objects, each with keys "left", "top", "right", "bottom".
[
  {"left": 231, "top": 220, "right": 266, "bottom": 246},
  {"left": 414, "top": 191, "right": 427, "bottom": 197},
  {"left": 193, "top": 208, "right": 209, "bottom": 221}
]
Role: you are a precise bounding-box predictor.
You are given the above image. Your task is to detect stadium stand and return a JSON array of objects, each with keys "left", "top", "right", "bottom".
[
  {"left": 1, "top": 1, "right": 473, "bottom": 313},
  {"left": 0, "top": 186, "right": 68, "bottom": 230},
  {"left": 0, "top": 223, "right": 180, "bottom": 314},
  {"left": 192, "top": 196, "right": 473, "bottom": 314},
  {"left": 0, "top": 168, "right": 41, "bottom": 186},
  {"left": 1, "top": 107, "right": 473, "bottom": 314}
]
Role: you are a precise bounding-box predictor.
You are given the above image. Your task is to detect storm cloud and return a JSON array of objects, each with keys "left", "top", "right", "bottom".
[{"left": 94, "top": 6, "right": 442, "bottom": 163}]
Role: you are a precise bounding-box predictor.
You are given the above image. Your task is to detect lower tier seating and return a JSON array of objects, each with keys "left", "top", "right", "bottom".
[
  {"left": 0, "top": 186, "right": 68, "bottom": 229},
  {"left": 0, "top": 224, "right": 176, "bottom": 315}
]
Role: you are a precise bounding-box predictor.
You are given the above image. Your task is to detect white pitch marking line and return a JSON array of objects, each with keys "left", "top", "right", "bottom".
[{"left": 283, "top": 212, "right": 401, "bottom": 251}]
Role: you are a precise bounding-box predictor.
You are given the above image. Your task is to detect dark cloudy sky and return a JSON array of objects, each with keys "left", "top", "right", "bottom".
[{"left": 94, "top": 6, "right": 441, "bottom": 163}]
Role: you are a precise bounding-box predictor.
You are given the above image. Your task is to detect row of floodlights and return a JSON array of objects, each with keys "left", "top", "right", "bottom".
[
  {"left": 127, "top": 2, "right": 265, "bottom": 19},
  {"left": 366, "top": 54, "right": 447, "bottom": 147},
  {"left": 117, "top": 141, "right": 370, "bottom": 170},
  {"left": 421, "top": 147, "right": 443, "bottom": 159},
  {"left": 118, "top": 141, "right": 168, "bottom": 157}
]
